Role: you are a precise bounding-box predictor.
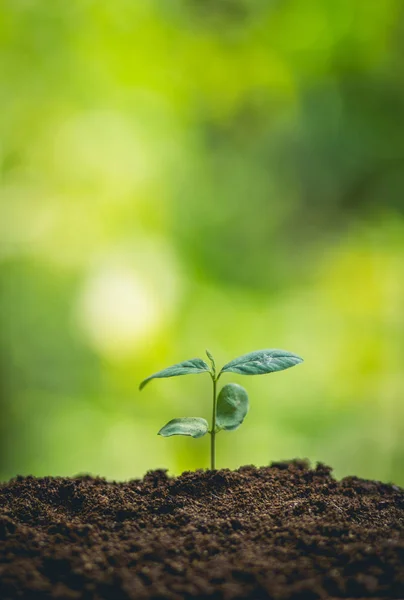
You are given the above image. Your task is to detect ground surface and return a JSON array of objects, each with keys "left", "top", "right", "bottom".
[{"left": 0, "top": 460, "right": 403, "bottom": 600}]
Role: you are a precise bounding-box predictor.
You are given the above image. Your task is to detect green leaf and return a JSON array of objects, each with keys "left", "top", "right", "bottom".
[
  {"left": 205, "top": 349, "right": 216, "bottom": 374},
  {"left": 139, "top": 358, "right": 210, "bottom": 390},
  {"left": 220, "top": 349, "right": 303, "bottom": 376},
  {"left": 205, "top": 348, "right": 215, "bottom": 366},
  {"left": 216, "top": 383, "right": 249, "bottom": 431},
  {"left": 158, "top": 417, "right": 209, "bottom": 438}
]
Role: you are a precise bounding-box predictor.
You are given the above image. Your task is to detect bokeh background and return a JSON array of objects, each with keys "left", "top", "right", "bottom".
[{"left": 1, "top": 0, "right": 404, "bottom": 484}]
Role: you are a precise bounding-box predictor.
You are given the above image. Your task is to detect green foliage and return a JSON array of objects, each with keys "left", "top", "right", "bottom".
[
  {"left": 216, "top": 383, "right": 249, "bottom": 431},
  {"left": 140, "top": 348, "right": 303, "bottom": 468},
  {"left": 205, "top": 349, "right": 215, "bottom": 364},
  {"left": 158, "top": 418, "right": 209, "bottom": 438},
  {"left": 139, "top": 358, "right": 210, "bottom": 390},
  {"left": 220, "top": 349, "right": 303, "bottom": 376},
  {"left": 205, "top": 349, "right": 216, "bottom": 374}
]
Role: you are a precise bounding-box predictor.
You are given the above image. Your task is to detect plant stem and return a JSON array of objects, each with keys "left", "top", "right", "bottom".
[{"left": 210, "top": 375, "right": 217, "bottom": 470}]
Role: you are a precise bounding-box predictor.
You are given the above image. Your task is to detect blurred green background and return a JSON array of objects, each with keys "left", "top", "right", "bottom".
[{"left": 1, "top": 0, "right": 404, "bottom": 484}]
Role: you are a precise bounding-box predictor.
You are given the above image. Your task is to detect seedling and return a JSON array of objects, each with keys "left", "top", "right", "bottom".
[{"left": 139, "top": 349, "right": 303, "bottom": 469}]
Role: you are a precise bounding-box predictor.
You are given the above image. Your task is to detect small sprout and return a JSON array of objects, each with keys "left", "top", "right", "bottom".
[
  {"left": 205, "top": 349, "right": 216, "bottom": 377},
  {"left": 139, "top": 348, "right": 303, "bottom": 469}
]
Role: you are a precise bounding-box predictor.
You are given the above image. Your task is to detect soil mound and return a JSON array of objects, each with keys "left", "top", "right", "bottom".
[{"left": 1, "top": 460, "right": 403, "bottom": 599}]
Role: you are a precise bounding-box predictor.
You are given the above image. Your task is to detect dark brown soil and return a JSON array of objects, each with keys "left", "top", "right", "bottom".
[{"left": 1, "top": 460, "right": 403, "bottom": 600}]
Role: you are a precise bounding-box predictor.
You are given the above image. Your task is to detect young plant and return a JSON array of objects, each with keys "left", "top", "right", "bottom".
[{"left": 139, "top": 349, "right": 303, "bottom": 469}]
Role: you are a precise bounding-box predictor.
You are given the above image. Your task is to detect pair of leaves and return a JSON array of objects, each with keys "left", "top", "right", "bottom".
[
  {"left": 141, "top": 348, "right": 303, "bottom": 440},
  {"left": 139, "top": 349, "right": 303, "bottom": 390},
  {"left": 158, "top": 383, "right": 249, "bottom": 438}
]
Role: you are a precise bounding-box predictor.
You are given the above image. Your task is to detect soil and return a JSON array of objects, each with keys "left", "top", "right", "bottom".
[{"left": 0, "top": 460, "right": 403, "bottom": 600}]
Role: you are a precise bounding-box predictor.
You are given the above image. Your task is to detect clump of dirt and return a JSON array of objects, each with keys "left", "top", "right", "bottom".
[{"left": 0, "top": 460, "right": 403, "bottom": 599}]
